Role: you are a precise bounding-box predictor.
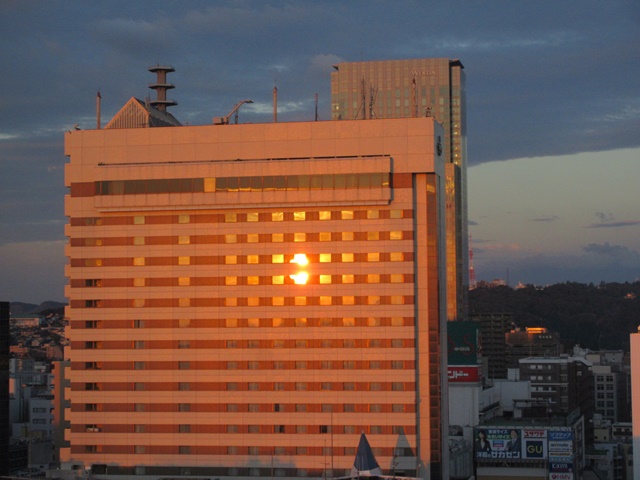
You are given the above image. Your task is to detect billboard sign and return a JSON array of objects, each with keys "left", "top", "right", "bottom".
[
  {"left": 550, "top": 462, "right": 574, "bottom": 473},
  {"left": 549, "top": 474, "right": 573, "bottom": 480},
  {"left": 548, "top": 429, "right": 574, "bottom": 461},
  {"left": 520, "top": 429, "right": 547, "bottom": 459},
  {"left": 474, "top": 428, "right": 522, "bottom": 459},
  {"left": 549, "top": 430, "right": 573, "bottom": 441},
  {"left": 549, "top": 441, "right": 573, "bottom": 457},
  {"left": 447, "top": 321, "right": 480, "bottom": 365},
  {"left": 447, "top": 365, "right": 481, "bottom": 383}
]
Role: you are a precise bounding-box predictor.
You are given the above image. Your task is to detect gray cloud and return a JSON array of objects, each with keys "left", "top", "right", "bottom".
[
  {"left": 585, "top": 221, "right": 640, "bottom": 229},
  {"left": 530, "top": 215, "right": 559, "bottom": 223},
  {"left": 582, "top": 243, "right": 640, "bottom": 263},
  {"left": 595, "top": 212, "right": 615, "bottom": 223},
  {"left": 1, "top": 1, "right": 638, "bottom": 162}
]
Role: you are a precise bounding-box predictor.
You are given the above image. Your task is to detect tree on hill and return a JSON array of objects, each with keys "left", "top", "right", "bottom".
[{"left": 469, "top": 281, "right": 640, "bottom": 351}]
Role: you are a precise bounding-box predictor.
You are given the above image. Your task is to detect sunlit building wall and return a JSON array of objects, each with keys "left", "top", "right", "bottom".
[
  {"left": 331, "top": 58, "right": 467, "bottom": 321},
  {"left": 62, "top": 117, "right": 449, "bottom": 480},
  {"left": 630, "top": 329, "right": 640, "bottom": 478}
]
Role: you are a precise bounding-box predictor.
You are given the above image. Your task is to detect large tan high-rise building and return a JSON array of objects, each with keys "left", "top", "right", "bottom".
[
  {"left": 630, "top": 329, "right": 640, "bottom": 477},
  {"left": 331, "top": 59, "right": 467, "bottom": 321},
  {"left": 61, "top": 69, "right": 450, "bottom": 480}
]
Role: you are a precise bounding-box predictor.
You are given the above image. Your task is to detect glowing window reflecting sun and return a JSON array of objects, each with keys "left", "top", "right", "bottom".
[
  {"left": 290, "top": 272, "right": 309, "bottom": 285},
  {"left": 289, "top": 254, "right": 309, "bottom": 283},
  {"left": 290, "top": 253, "right": 309, "bottom": 266}
]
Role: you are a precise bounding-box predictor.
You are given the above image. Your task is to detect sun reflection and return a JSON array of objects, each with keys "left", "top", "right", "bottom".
[
  {"left": 290, "top": 253, "right": 309, "bottom": 266},
  {"left": 290, "top": 272, "right": 309, "bottom": 285}
]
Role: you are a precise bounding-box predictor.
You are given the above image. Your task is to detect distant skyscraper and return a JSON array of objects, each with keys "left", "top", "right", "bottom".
[
  {"left": 470, "top": 312, "right": 511, "bottom": 379},
  {"left": 0, "top": 301, "right": 9, "bottom": 475},
  {"left": 61, "top": 68, "right": 450, "bottom": 480},
  {"left": 331, "top": 58, "right": 467, "bottom": 321}
]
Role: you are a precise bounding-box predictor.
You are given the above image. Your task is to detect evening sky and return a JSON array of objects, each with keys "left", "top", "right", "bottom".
[{"left": 1, "top": 1, "right": 638, "bottom": 302}]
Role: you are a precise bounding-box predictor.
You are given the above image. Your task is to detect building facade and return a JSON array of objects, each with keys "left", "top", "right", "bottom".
[
  {"left": 62, "top": 102, "right": 451, "bottom": 479},
  {"left": 586, "top": 350, "right": 630, "bottom": 424},
  {"left": 630, "top": 329, "right": 640, "bottom": 478},
  {"left": 505, "top": 327, "right": 563, "bottom": 371},
  {"left": 0, "top": 301, "right": 9, "bottom": 475},
  {"left": 518, "top": 356, "right": 594, "bottom": 425},
  {"left": 331, "top": 59, "right": 467, "bottom": 321}
]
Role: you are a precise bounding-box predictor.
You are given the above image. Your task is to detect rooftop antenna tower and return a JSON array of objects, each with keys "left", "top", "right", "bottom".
[
  {"left": 96, "top": 90, "right": 101, "bottom": 129},
  {"left": 368, "top": 84, "right": 377, "bottom": 119},
  {"left": 273, "top": 85, "right": 278, "bottom": 123},
  {"left": 148, "top": 64, "right": 177, "bottom": 112},
  {"left": 315, "top": 93, "right": 319, "bottom": 121}
]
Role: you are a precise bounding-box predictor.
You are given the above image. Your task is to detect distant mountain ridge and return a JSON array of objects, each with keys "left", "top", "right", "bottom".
[{"left": 9, "top": 301, "right": 67, "bottom": 316}]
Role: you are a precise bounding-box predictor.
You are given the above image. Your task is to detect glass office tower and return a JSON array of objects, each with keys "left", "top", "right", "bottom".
[{"left": 331, "top": 59, "right": 467, "bottom": 321}]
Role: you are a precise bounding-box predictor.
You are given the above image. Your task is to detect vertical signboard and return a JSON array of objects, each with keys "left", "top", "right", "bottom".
[
  {"left": 548, "top": 429, "right": 574, "bottom": 478},
  {"left": 447, "top": 321, "right": 480, "bottom": 365},
  {"left": 448, "top": 321, "right": 482, "bottom": 383},
  {"left": 522, "top": 429, "right": 547, "bottom": 459}
]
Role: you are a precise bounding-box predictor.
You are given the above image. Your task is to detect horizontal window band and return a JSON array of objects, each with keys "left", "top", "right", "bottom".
[
  {"left": 71, "top": 316, "right": 414, "bottom": 329},
  {"left": 76, "top": 172, "right": 391, "bottom": 197},
  {"left": 72, "top": 338, "right": 415, "bottom": 350},
  {"left": 70, "top": 250, "right": 413, "bottom": 267},
  {"left": 71, "top": 402, "right": 416, "bottom": 414},
  {"left": 69, "top": 205, "right": 412, "bottom": 225},
  {"left": 72, "top": 360, "right": 415, "bottom": 370},
  {"left": 70, "top": 295, "right": 414, "bottom": 309}
]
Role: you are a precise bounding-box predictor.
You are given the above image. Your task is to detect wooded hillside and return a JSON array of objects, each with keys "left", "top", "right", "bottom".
[{"left": 469, "top": 281, "right": 640, "bottom": 352}]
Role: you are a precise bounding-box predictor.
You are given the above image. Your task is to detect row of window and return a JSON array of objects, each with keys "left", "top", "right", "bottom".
[
  {"left": 93, "top": 172, "right": 390, "bottom": 196},
  {"left": 596, "top": 384, "right": 615, "bottom": 390},
  {"left": 80, "top": 443, "right": 404, "bottom": 458},
  {"left": 595, "top": 392, "right": 616, "bottom": 399},
  {"left": 82, "top": 359, "right": 413, "bottom": 370},
  {"left": 78, "top": 272, "right": 411, "bottom": 289},
  {"left": 78, "top": 251, "right": 408, "bottom": 267},
  {"left": 82, "top": 421, "right": 413, "bottom": 434},
  {"left": 78, "top": 316, "right": 412, "bottom": 329},
  {"left": 71, "top": 208, "right": 408, "bottom": 226},
  {"left": 79, "top": 294, "right": 412, "bottom": 309},
  {"left": 93, "top": 465, "right": 370, "bottom": 478},
  {"left": 76, "top": 229, "right": 408, "bottom": 247},
  {"left": 78, "top": 381, "right": 412, "bottom": 392},
  {"left": 79, "top": 402, "right": 413, "bottom": 414},
  {"left": 81, "top": 338, "right": 413, "bottom": 350}
]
